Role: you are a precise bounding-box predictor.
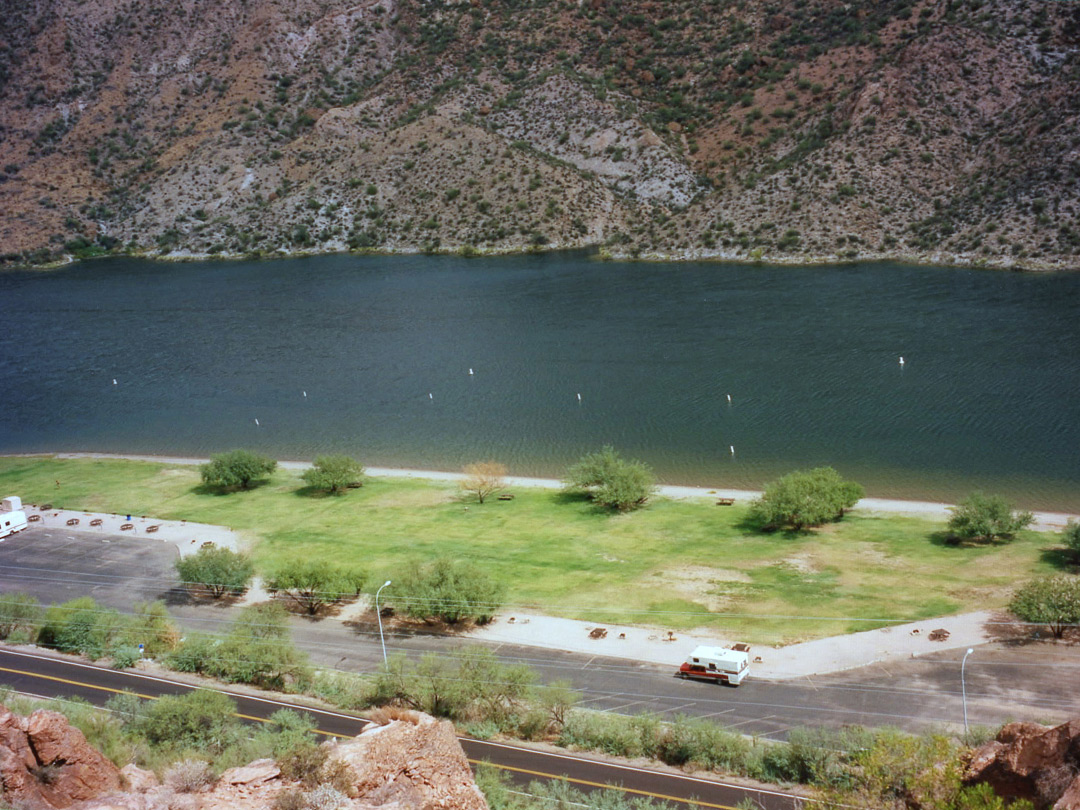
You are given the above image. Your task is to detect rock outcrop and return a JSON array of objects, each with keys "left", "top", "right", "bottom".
[
  {"left": 0, "top": 704, "right": 487, "bottom": 810},
  {"left": 0, "top": 706, "right": 121, "bottom": 808},
  {"left": 327, "top": 711, "right": 489, "bottom": 810},
  {"left": 965, "top": 719, "right": 1080, "bottom": 810}
]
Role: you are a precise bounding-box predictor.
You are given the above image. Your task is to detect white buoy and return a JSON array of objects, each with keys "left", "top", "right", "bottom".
[
  {"left": 726, "top": 393, "right": 731, "bottom": 403},
  {"left": 254, "top": 418, "right": 260, "bottom": 426},
  {"left": 429, "top": 393, "right": 433, "bottom": 399},
  {"left": 730, "top": 445, "right": 735, "bottom": 455},
  {"left": 469, "top": 368, "right": 474, "bottom": 375},
  {"left": 303, "top": 391, "right": 307, "bottom": 398},
  {"left": 899, "top": 356, "right": 905, "bottom": 366},
  {"left": 576, "top": 393, "right": 582, "bottom": 402},
  {"left": 112, "top": 379, "right": 117, "bottom": 385}
]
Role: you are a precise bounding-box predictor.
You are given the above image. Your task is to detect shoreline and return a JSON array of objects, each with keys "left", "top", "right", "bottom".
[
  {"left": 19, "top": 451, "right": 1079, "bottom": 532},
  {"left": 7, "top": 242, "right": 1079, "bottom": 273}
]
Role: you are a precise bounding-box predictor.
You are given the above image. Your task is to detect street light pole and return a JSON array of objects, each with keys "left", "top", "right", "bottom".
[
  {"left": 961, "top": 647, "right": 975, "bottom": 735},
  {"left": 376, "top": 580, "right": 392, "bottom": 667}
]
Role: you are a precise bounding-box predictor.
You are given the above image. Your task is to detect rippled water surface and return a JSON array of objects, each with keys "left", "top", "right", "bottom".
[{"left": 2, "top": 253, "right": 1078, "bottom": 509}]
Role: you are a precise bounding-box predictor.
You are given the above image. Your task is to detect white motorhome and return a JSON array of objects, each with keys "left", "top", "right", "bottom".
[
  {"left": 0, "top": 496, "right": 29, "bottom": 540},
  {"left": 677, "top": 644, "right": 750, "bottom": 686}
]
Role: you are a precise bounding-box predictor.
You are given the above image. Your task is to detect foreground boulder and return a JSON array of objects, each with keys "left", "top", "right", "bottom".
[
  {"left": 965, "top": 718, "right": 1080, "bottom": 810},
  {"left": 327, "top": 710, "right": 489, "bottom": 810},
  {"left": 0, "top": 706, "right": 121, "bottom": 808}
]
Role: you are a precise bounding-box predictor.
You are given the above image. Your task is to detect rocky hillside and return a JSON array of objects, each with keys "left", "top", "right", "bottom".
[
  {"left": 1, "top": 0, "right": 1079, "bottom": 269},
  {"left": 0, "top": 704, "right": 488, "bottom": 810}
]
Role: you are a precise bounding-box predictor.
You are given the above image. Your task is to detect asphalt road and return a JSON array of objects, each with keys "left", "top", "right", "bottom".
[
  {"left": 2, "top": 527, "right": 1078, "bottom": 741},
  {"left": 0, "top": 647, "right": 802, "bottom": 810}
]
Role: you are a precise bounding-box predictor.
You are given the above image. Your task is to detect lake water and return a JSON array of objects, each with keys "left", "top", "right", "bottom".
[{"left": 2, "top": 253, "right": 1078, "bottom": 510}]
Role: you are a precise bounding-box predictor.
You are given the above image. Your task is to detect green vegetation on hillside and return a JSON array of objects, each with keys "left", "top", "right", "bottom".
[{"left": 0, "top": 456, "right": 1066, "bottom": 644}]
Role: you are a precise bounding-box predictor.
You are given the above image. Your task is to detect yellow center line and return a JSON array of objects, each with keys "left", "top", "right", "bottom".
[
  {"left": 0, "top": 664, "right": 740, "bottom": 808},
  {"left": 466, "top": 758, "right": 738, "bottom": 810}
]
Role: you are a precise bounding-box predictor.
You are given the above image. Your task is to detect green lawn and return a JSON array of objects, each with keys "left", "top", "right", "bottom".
[{"left": 0, "top": 456, "right": 1067, "bottom": 644}]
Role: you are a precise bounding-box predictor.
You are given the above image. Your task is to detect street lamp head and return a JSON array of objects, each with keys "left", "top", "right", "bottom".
[
  {"left": 382, "top": 580, "right": 392, "bottom": 588},
  {"left": 966, "top": 648, "right": 974, "bottom": 655}
]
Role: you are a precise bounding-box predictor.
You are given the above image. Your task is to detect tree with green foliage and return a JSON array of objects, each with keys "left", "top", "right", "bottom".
[
  {"left": 1063, "top": 520, "right": 1080, "bottom": 564},
  {"left": 947, "top": 492, "right": 1033, "bottom": 544},
  {"left": 390, "top": 558, "right": 505, "bottom": 624},
  {"left": 749, "top": 467, "right": 864, "bottom": 531},
  {"left": 266, "top": 559, "right": 366, "bottom": 615},
  {"left": 563, "top": 446, "right": 656, "bottom": 512},
  {"left": 1010, "top": 575, "right": 1080, "bottom": 639},
  {"left": 199, "top": 449, "right": 277, "bottom": 490},
  {"left": 174, "top": 545, "right": 255, "bottom": 598},
  {"left": 0, "top": 592, "right": 42, "bottom": 640},
  {"left": 301, "top": 454, "right": 364, "bottom": 494}
]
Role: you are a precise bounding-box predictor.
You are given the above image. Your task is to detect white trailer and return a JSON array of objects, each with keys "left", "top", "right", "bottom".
[
  {"left": 0, "top": 496, "right": 28, "bottom": 540},
  {"left": 677, "top": 644, "right": 750, "bottom": 685}
]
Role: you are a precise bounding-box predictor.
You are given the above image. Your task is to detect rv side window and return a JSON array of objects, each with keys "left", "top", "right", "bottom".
[
  {"left": 708, "top": 663, "right": 716, "bottom": 670},
  {"left": 692, "top": 658, "right": 699, "bottom": 663}
]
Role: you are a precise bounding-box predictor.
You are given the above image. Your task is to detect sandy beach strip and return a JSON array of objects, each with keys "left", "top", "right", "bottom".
[{"left": 16, "top": 451, "right": 1074, "bottom": 531}]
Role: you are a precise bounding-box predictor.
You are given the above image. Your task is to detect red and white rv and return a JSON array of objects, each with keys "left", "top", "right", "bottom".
[{"left": 677, "top": 644, "right": 750, "bottom": 686}]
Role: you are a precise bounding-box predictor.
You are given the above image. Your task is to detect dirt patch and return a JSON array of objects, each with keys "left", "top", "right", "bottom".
[
  {"left": 782, "top": 552, "right": 822, "bottom": 574},
  {"left": 648, "top": 566, "right": 751, "bottom": 611}
]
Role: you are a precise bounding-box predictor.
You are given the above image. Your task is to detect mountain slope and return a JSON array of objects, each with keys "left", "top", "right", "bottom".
[{"left": 1, "top": 0, "right": 1078, "bottom": 268}]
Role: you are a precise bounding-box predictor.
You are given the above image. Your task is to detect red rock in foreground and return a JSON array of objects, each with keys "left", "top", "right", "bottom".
[
  {"left": 0, "top": 703, "right": 487, "bottom": 810},
  {"left": 965, "top": 718, "right": 1080, "bottom": 810},
  {"left": 0, "top": 706, "right": 121, "bottom": 808}
]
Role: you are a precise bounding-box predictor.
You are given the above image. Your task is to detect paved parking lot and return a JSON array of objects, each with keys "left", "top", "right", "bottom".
[{"left": 0, "top": 526, "right": 181, "bottom": 606}]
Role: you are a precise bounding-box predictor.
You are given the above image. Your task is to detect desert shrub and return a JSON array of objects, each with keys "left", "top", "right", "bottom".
[
  {"left": 0, "top": 592, "right": 43, "bottom": 639},
  {"left": 558, "top": 711, "right": 652, "bottom": 758},
  {"left": 371, "top": 650, "right": 532, "bottom": 727},
  {"left": 138, "top": 690, "right": 241, "bottom": 753},
  {"left": 755, "top": 727, "right": 844, "bottom": 786},
  {"left": 38, "top": 597, "right": 124, "bottom": 659},
  {"left": 169, "top": 604, "right": 310, "bottom": 689},
  {"left": 110, "top": 645, "right": 141, "bottom": 670},
  {"left": 278, "top": 742, "right": 327, "bottom": 787},
  {"left": 274, "top": 789, "right": 306, "bottom": 810},
  {"left": 121, "top": 601, "right": 180, "bottom": 655},
  {"left": 163, "top": 759, "right": 215, "bottom": 793},
  {"left": 656, "top": 715, "right": 750, "bottom": 771},
  {"left": 308, "top": 670, "right": 373, "bottom": 710},
  {"left": 305, "top": 784, "right": 348, "bottom": 810}
]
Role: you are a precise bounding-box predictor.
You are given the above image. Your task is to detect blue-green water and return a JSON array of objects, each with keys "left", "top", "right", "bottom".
[{"left": 2, "top": 253, "right": 1078, "bottom": 510}]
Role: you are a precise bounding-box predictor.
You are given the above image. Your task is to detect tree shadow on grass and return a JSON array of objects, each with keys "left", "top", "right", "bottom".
[
  {"left": 733, "top": 513, "right": 814, "bottom": 539},
  {"left": 291, "top": 485, "right": 341, "bottom": 499},
  {"left": 926, "top": 530, "right": 1014, "bottom": 549},
  {"left": 189, "top": 481, "right": 271, "bottom": 497},
  {"left": 1039, "top": 546, "right": 1079, "bottom": 572}
]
